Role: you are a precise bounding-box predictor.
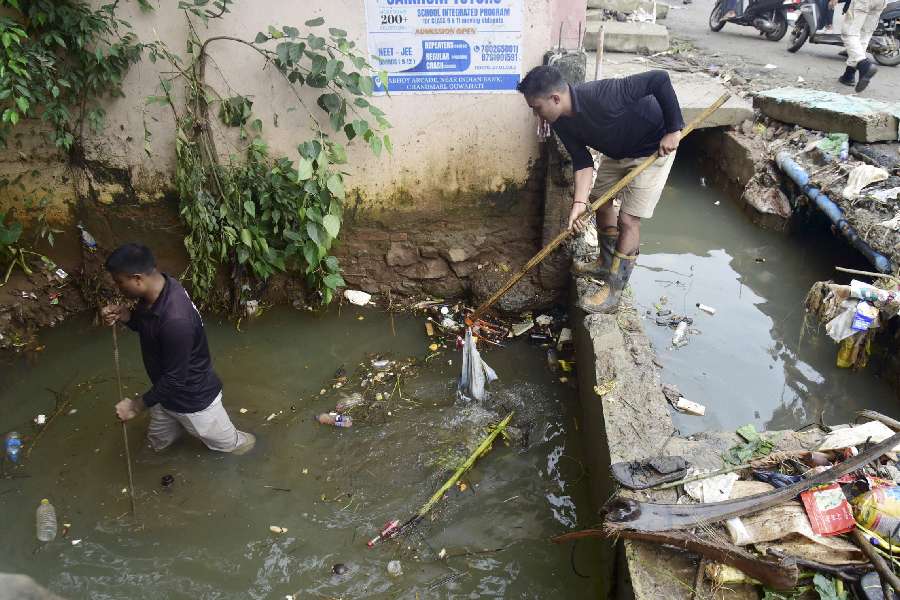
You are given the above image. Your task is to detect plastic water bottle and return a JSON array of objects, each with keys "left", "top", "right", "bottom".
[
  {"left": 5, "top": 431, "right": 22, "bottom": 464},
  {"left": 316, "top": 413, "right": 352, "bottom": 428},
  {"left": 36, "top": 499, "right": 57, "bottom": 542},
  {"left": 672, "top": 321, "right": 689, "bottom": 347}
]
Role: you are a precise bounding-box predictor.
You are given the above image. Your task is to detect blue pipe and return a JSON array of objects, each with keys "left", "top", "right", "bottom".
[{"left": 776, "top": 151, "right": 894, "bottom": 274}]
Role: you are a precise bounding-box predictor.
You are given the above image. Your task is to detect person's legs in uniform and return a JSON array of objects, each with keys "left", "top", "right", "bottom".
[
  {"left": 578, "top": 152, "right": 676, "bottom": 314},
  {"left": 840, "top": 0, "right": 884, "bottom": 90},
  {"left": 855, "top": 0, "right": 887, "bottom": 91},
  {"left": 146, "top": 403, "right": 184, "bottom": 452},
  {"left": 175, "top": 393, "right": 256, "bottom": 455}
]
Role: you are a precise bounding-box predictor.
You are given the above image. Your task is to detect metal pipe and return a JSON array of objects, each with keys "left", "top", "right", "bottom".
[{"left": 776, "top": 151, "right": 894, "bottom": 274}]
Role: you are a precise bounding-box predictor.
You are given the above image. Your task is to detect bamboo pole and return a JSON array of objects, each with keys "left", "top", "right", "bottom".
[
  {"left": 594, "top": 26, "right": 605, "bottom": 81},
  {"left": 470, "top": 93, "right": 732, "bottom": 323},
  {"left": 413, "top": 412, "right": 513, "bottom": 521}
]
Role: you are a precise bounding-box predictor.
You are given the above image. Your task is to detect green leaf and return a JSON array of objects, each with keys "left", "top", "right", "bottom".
[
  {"left": 813, "top": 574, "right": 846, "bottom": 600},
  {"left": 305, "top": 17, "right": 325, "bottom": 27},
  {"left": 323, "top": 273, "right": 345, "bottom": 289},
  {"left": 308, "top": 35, "right": 326, "bottom": 50},
  {"left": 325, "top": 256, "right": 339, "bottom": 271},
  {"left": 283, "top": 26, "right": 300, "bottom": 38},
  {"left": 378, "top": 70, "right": 389, "bottom": 92},
  {"left": 360, "top": 76, "right": 374, "bottom": 95},
  {"left": 307, "top": 221, "right": 325, "bottom": 247},
  {"left": 354, "top": 97, "right": 370, "bottom": 108},
  {"left": 325, "top": 59, "right": 341, "bottom": 80},
  {"left": 369, "top": 136, "right": 382, "bottom": 157},
  {"left": 267, "top": 25, "right": 284, "bottom": 39},
  {"left": 240, "top": 228, "right": 252, "bottom": 247},
  {"left": 343, "top": 124, "right": 356, "bottom": 141},
  {"left": 310, "top": 53, "right": 327, "bottom": 75},
  {"left": 243, "top": 200, "right": 255, "bottom": 218},
  {"left": 328, "top": 27, "right": 348, "bottom": 38},
  {"left": 329, "top": 143, "right": 347, "bottom": 164},
  {"left": 302, "top": 240, "right": 318, "bottom": 270},
  {"left": 383, "top": 135, "right": 393, "bottom": 155},
  {"left": 15, "top": 97, "right": 29, "bottom": 114},
  {"left": 254, "top": 32, "right": 268, "bottom": 44},
  {"left": 317, "top": 93, "right": 342, "bottom": 114},
  {"left": 323, "top": 213, "right": 341, "bottom": 237},
  {"left": 296, "top": 157, "right": 313, "bottom": 181},
  {"left": 326, "top": 174, "right": 345, "bottom": 200}
]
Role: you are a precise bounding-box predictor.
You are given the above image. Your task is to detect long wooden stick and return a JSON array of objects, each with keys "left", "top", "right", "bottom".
[
  {"left": 594, "top": 26, "right": 605, "bottom": 80},
  {"left": 470, "top": 93, "right": 732, "bottom": 322},
  {"left": 112, "top": 325, "right": 137, "bottom": 516},
  {"left": 850, "top": 528, "right": 900, "bottom": 596}
]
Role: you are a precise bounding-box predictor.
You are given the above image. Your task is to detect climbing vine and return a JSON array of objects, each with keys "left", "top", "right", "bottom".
[
  {"left": 0, "top": 0, "right": 145, "bottom": 150},
  {"left": 147, "top": 4, "right": 391, "bottom": 310}
]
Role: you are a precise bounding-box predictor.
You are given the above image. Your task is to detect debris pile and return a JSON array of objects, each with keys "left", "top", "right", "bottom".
[
  {"left": 557, "top": 412, "right": 900, "bottom": 598},
  {"left": 805, "top": 275, "right": 900, "bottom": 370}
]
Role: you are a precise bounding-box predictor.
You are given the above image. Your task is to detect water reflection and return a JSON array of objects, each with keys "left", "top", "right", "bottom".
[{"left": 631, "top": 154, "right": 898, "bottom": 435}]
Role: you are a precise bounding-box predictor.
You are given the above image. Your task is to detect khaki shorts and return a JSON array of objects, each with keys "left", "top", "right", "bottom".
[
  {"left": 147, "top": 392, "right": 248, "bottom": 453},
  {"left": 590, "top": 152, "right": 676, "bottom": 219}
]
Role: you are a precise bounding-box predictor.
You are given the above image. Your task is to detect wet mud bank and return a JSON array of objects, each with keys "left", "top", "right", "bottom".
[{"left": 0, "top": 157, "right": 559, "bottom": 354}]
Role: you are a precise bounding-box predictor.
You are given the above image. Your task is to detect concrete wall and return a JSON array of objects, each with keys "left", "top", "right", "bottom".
[{"left": 2, "top": 0, "right": 563, "bottom": 225}]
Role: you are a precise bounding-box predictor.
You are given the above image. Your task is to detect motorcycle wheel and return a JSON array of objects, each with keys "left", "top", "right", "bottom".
[
  {"left": 873, "top": 36, "right": 900, "bottom": 66},
  {"left": 787, "top": 19, "right": 810, "bottom": 52},
  {"left": 765, "top": 10, "right": 789, "bottom": 41},
  {"left": 709, "top": 1, "right": 726, "bottom": 31}
]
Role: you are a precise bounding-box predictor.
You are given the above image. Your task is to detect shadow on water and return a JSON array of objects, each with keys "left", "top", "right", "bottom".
[
  {"left": 631, "top": 151, "right": 899, "bottom": 436},
  {"left": 0, "top": 306, "right": 604, "bottom": 598}
]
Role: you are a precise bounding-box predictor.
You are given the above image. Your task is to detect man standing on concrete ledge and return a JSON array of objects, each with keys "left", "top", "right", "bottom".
[
  {"left": 101, "top": 243, "right": 255, "bottom": 455},
  {"left": 834, "top": 0, "right": 885, "bottom": 91},
  {"left": 517, "top": 65, "right": 684, "bottom": 313}
]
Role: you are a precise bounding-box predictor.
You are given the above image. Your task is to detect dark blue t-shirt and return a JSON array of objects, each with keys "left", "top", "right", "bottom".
[
  {"left": 127, "top": 274, "right": 222, "bottom": 413},
  {"left": 552, "top": 70, "right": 685, "bottom": 169}
]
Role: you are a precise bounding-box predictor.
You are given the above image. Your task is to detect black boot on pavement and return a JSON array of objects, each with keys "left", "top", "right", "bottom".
[
  {"left": 855, "top": 59, "right": 878, "bottom": 92},
  {"left": 838, "top": 66, "right": 856, "bottom": 87}
]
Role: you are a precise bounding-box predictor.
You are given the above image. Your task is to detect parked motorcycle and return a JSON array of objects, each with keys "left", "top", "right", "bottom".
[
  {"left": 709, "top": 0, "right": 798, "bottom": 41},
  {"left": 787, "top": 0, "right": 900, "bottom": 66}
]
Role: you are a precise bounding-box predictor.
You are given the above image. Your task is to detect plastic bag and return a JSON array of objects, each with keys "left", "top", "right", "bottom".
[
  {"left": 825, "top": 300, "right": 859, "bottom": 342},
  {"left": 457, "top": 328, "right": 498, "bottom": 402}
]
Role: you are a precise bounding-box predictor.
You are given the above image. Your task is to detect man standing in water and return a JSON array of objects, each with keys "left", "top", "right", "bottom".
[
  {"left": 517, "top": 66, "right": 683, "bottom": 313},
  {"left": 101, "top": 243, "right": 255, "bottom": 454}
]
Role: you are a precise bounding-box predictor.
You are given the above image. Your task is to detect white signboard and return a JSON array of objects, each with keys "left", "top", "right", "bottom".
[{"left": 364, "top": 0, "right": 524, "bottom": 93}]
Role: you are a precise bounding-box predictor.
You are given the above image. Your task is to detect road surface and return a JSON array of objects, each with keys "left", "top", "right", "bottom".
[{"left": 663, "top": 0, "right": 899, "bottom": 100}]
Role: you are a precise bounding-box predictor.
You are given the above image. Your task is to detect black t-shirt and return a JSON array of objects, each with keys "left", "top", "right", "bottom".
[
  {"left": 552, "top": 70, "right": 685, "bottom": 169},
  {"left": 127, "top": 274, "right": 222, "bottom": 413}
]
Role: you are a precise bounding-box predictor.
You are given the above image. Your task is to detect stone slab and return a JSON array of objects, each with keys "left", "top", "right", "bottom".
[
  {"left": 588, "top": 55, "right": 754, "bottom": 128},
  {"left": 754, "top": 87, "right": 900, "bottom": 143},
  {"left": 587, "top": 1, "right": 669, "bottom": 18},
  {"left": 584, "top": 21, "right": 669, "bottom": 54}
]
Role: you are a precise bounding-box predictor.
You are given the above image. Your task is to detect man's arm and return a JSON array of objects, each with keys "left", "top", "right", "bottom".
[
  {"left": 141, "top": 318, "right": 194, "bottom": 409},
  {"left": 568, "top": 167, "right": 595, "bottom": 233},
  {"left": 553, "top": 125, "right": 596, "bottom": 232},
  {"left": 621, "top": 70, "right": 685, "bottom": 135}
]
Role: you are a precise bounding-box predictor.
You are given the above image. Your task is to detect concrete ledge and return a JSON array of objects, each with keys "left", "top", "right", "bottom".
[
  {"left": 587, "top": 2, "right": 669, "bottom": 20},
  {"left": 592, "top": 56, "right": 754, "bottom": 129},
  {"left": 584, "top": 21, "right": 670, "bottom": 54},
  {"left": 754, "top": 87, "right": 900, "bottom": 143}
]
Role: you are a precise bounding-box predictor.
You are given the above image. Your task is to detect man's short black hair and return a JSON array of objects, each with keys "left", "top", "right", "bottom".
[
  {"left": 105, "top": 243, "right": 157, "bottom": 275},
  {"left": 516, "top": 65, "right": 567, "bottom": 98}
]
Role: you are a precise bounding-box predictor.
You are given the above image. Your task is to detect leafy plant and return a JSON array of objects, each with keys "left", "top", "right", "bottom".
[
  {"left": 0, "top": 0, "right": 145, "bottom": 151},
  {"left": 147, "top": 8, "right": 391, "bottom": 309}
]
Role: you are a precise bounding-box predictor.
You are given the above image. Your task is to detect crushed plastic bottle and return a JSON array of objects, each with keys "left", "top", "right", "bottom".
[
  {"left": 335, "top": 393, "right": 365, "bottom": 413},
  {"left": 672, "top": 321, "right": 689, "bottom": 347},
  {"left": 5, "top": 431, "right": 22, "bottom": 463},
  {"left": 36, "top": 499, "right": 57, "bottom": 542},
  {"left": 76, "top": 224, "right": 97, "bottom": 251},
  {"left": 316, "top": 413, "right": 352, "bottom": 428},
  {"left": 387, "top": 560, "right": 403, "bottom": 577}
]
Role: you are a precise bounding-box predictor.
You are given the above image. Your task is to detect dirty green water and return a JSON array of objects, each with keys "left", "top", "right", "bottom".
[
  {"left": 631, "top": 153, "right": 900, "bottom": 436},
  {"left": 0, "top": 307, "right": 601, "bottom": 599}
]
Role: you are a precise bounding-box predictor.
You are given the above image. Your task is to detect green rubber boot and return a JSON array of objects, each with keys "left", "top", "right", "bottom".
[
  {"left": 577, "top": 250, "right": 638, "bottom": 314},
  {"left": 572, "top": 227, "right": 618, "bottom": 278}
]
